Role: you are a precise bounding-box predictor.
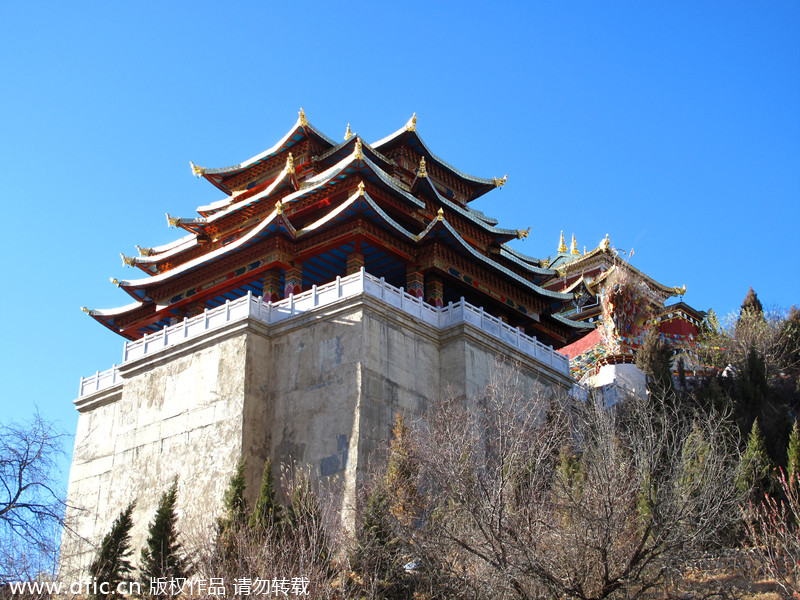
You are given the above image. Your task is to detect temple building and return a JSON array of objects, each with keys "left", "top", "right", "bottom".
[
  {"left": 61, "top": 111, "right": 592, "bottom": 575},
  {"left": 546, "top": 232, "right": 706, "bottom": 397}
]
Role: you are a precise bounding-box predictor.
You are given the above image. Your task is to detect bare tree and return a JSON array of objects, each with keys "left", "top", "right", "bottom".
[
  {"left": 0, "top": 412, "right": 70, "bottom": 582},
  {"left": 406, "top": 361, "right": 742, "bottom": 600}
]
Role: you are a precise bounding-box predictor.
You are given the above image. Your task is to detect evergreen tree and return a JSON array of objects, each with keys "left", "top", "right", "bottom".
[
  {"left": 249, "top": 457, "right": 282, "bottom": 531},
  {"left": 89, "top": 502, "right": 136, "bottom": 600},
  {"left": 741, "top": 286, "right": 764, "bottom": 318},
  {"left": 705, "top": 308, "right": 720, "bottom": 334},
  {"left": 737, "top": 419, "right": 772, "bottom": 498},
  {"left": 788, "top": 420, "right": 800, "bottom": 490},
  {"left": 635, "top": 326, "right": 674, "bottom": 398},
  {"left": 286, "top": 469, "right": 329, "bottom": 567},
  {"left": 139, "top": 479, "right": 189, "bottom": 595},
  {"left": 218, "top": 458, "right": 247, "bottom": 533}
]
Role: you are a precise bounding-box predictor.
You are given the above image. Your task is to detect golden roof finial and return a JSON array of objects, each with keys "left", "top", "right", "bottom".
[
  {"left": 286, "top": 152, "right": 294, "bottom": 172},
  {"left": 344, "top": 123, "right": 352, "bottom": 141},
  {"left": 120, "top": 253, "right": 136, "bottom": 267},
  {"left": 354, "top": 137, "right": 363, "bottom": 159},
  {"left": 406, "top": 112, "right": 417, "bottom": 132},
  {"left": 135, "top": 245, "right": 153, "bottom": 257},
  {"left": 81, "top": 306, "right": 90, "bottom": 313},
  {"left": 571, "top": 234, "right": 580, "bottom": 255},
  {"left": 558, "top": 231, "right": 567, "bottom": 253},
  {"left": 110, "top": 277, "right": 119, "bottom": 286},
  {"left": 418, "top": 156, "right": 427, "bottom": 178},
  {"left": 516, "top": 227, "right": 531, "bottom": 240},
  {"left": 601, "top": 233, "right": 610, "bottom": 250},
  {"left": 357, "top": 181, "right": 365, "bottom": 196},
  {"left": 437, "top": 207, "right": 444, "bottom": 221},
  {"left": 299, "top": 107, "right": 308, "bottom": 126},
  {"left": 275, "top": 199, "right": 283, "bottom": 215},
  {"left": 493, "top": 175, "right": 508, "bottom": 188},
  {"left": 166, "top": 213, "right": 181, "bottom": 227},
  {"left": 190, "top": 161, "right": 205, "bottom": 177}
]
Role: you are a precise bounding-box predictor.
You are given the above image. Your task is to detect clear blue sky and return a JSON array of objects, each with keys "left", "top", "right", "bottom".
[{"left": 1, "top": 2, "right": 798, "bottom": 491}]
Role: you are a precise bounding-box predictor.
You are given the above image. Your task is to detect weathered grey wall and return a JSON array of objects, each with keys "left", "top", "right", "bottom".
[{"left": 60, "top": 294, "right": 571, "bottom": 578}]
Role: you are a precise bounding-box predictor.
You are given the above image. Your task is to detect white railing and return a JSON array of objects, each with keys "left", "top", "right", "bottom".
[{"left": 79, "top": 269, "right": 569, "bottom": 397}]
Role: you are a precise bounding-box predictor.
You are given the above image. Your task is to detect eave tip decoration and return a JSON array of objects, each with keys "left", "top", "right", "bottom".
[
  {"left": 120, "top": 253, "right": 136, "bottom": 267},
  {"left": 135, "top": 245, "right": 154, "bottom": 257},
  {"left": 166, "top": 213, "right": 181, "bottom": 228},
  {"left": 81, "top": 306, "right": 90, "bottom": 314},
  {"left": 437, "top": 207, "right": 444, "bottom": 221},
  {"left": 344, "top": 124, "right": 352, "bottom": 141},
  {"left": 110, "top": 277, "right": 120, "bottom": 286},
  {"left": 357, "top": 181, "right": 365, "bottom": 196},
  {"left": 275, "top": 199, "right": 283, "bottom": 215},
  {"left": 516, "top": 227, "right": 530, "bottom": 240},
  {"left": 190, "top": 161, "right": 205, "bottom": 177},
  {"left": 406, "top": 112, "right": 417, "bottom": 132},
  {"left": 493, "top": 175, "right": 508, "bottom": 188},
  {"left": 418, "top": 156, "right": 427, "bottom": 178},
  {"left": 299, "top": 107, "right": 308, "bottom": 127},
  {"left": 558, "top": 231, "right": 567, "bottom": 253}
]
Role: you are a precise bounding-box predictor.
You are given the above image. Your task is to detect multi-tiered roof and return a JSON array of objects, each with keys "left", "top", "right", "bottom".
[{"left": 84, "top": 110, "right": 591, "bottom": 347}]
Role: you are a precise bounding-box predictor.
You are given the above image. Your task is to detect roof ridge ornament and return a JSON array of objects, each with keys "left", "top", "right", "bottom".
[
  {"left": 493, "top": 175, "right": 508, "bottom": 188},
  {"left": 120, "top": 253, "right": 136, "bottom": 267},
  {"left": 516, "top": 227, "right": 530, "bottom": 240},
  {"left": 358, "top": 181, "right": 365, "bottom": 196},
  {"left": 166, "top": 213, "right": 181, "bottom": 228},
  {"left": 275, "top": 199, "right": 283, "bottom": 215},
  {"left": 437, "top": 207, "right": 444, "bottom": 221},
  {"left": 299, "top": 107, "right": 308, "bottom": 127},
  {"left": 135, "top": 245, "right": 154, "bottom": 257},
  {"left": 418, "top": 156, "right": 427, "bottom": 178},
  {"left": 354, "top": 137, "right": 363, "bottom": 159},
  {"left": 190, "top": 161, "right": 205, "bottom": 177},
  {"left": 571, "top": 234, "right": 580, "bottom": 255},
  {"left": 601, "top": 233, "right": 610, "bottom": 250},
  {"left": 558, "top": 231, "right": 567, "bottom": 253},
  {"left": 344, "top": 124, "right": 352, "bottom": 141},
  {"left": 406, "top": 112, "right": 417, "bottom": 132}
]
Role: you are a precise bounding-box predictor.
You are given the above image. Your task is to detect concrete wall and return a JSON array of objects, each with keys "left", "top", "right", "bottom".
[{"left": 60, "top": 294, "right": 572, "bottom": 577}]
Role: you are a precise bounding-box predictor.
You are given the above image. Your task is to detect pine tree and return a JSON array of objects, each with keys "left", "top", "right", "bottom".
[
  {"left": 139, "top": 479, "right": 189, "bottom": 595},
  {"left": 737, "top": 419, "right": 772, "bottom": 498},
  {"left": 635, "top": 326, "right": 674, "bottom": 398},
  {"left": 741, "top": 286, "right": 764, "bottom": 318},
  {"left": 218, "top": 458, "right": 247, "bottom": 533},
  {"left": 249, "top": 457, "right": 282, "bottom": 531},
  {"left": 788, "top": 420, "right": 800, "bottom": 490},
  {"left": 89, "top": 502, "right": 136, "bottom": 600}
]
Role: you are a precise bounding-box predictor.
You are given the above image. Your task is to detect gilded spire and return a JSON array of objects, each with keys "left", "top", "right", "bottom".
[
  {"left": 166, "top": 213, "right": 181, "bottom": 227},
  {"left": 493, "top": 175, "right": 508, "bottom": 188},
  {"left": 120, "top": 253, "right": 136, "bottom": 267},
  {"left": 344, "top": 123, "right": 352, "bottom": 140},
  {"left": 358, "top": 181, "right": 365, "bottom": 196},
  {"left": 601, "top": 234, "right": 610, "bottom": 250},
  {"left": 299, "top": 107, "right": 308, "bottom": 127},
  {"left": 135, "top": 245, "right": 154, "bottom": 257},
  {"left": 558, "top": 231, "right": 567, "bottom": 253},
  {"left": 354, "top": 137, "right": 363, "bottom": 159},
  {"left": 437, "top": 207, "right": 444, "bottom": 221},
  {"left": 190, "top": 161, "right": 205, "bottom": 177},
  {"left": 286, "top": 152, "right": 294, "bottom": 172},
  {"left": 571, "top": 234, "right": 580, "bottom": 255},
  {"left": 418, "top": 156, "right": 427, "bottom": 178},
  {"left": 406, "top": 112, "right": 417, "bottom": 132}
]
